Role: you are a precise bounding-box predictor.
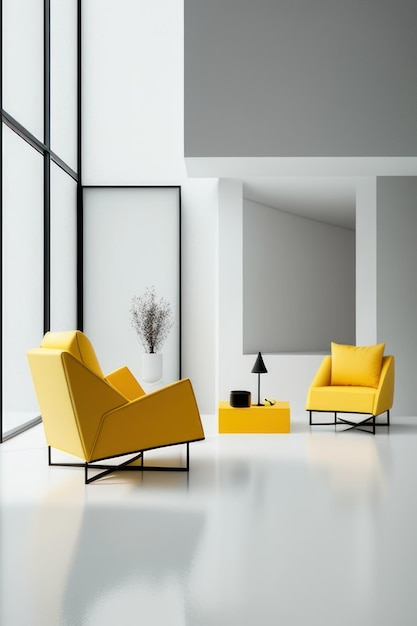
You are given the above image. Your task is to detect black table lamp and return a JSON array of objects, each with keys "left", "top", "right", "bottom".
[{"left": 251, "top": 352, "right": 268, "bottom": 406}]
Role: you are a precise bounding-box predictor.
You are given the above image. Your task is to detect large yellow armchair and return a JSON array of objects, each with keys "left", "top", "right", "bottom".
[
  {"left": 306, "top": 342, "right": 394, "bottom": 434},
  {"left": 27, "top": 331, "right": 205, "bottom": 483}
]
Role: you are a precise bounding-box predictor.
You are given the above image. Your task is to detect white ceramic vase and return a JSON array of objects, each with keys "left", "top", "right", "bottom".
[{"left": 141, "top": 352, "right": 163, "bottom": 383}]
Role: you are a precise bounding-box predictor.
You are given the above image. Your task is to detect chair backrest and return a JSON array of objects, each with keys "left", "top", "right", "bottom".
[
  {"left": 41, "top": 330, "right": 104, "bottom": 377},
  {"left": 27, "top": 331, "right": 126, "bottom": 461},
  {"left": 330, "top": 341, "right": 385, "bottom": 388}
]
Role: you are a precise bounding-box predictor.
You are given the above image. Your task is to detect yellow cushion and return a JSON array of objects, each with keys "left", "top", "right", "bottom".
[
  {"left": 330, "top": 342, "right": 385, "bottom": 388},
  {"left": 308, "top": 385, "right": 377, "bottom": 413}
]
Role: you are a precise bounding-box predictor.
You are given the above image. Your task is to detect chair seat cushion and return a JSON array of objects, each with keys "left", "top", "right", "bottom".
[
  {"left": 308, "top": 385, "right": 377, "bottom": 414},
  {"left": 330, "top": 342, "right": 385, "bottom": 388}
]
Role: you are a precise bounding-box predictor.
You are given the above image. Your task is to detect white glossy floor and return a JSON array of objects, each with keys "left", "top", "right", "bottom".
[{"left": 1, "top": 413, "right": 417, "bottom": 626}]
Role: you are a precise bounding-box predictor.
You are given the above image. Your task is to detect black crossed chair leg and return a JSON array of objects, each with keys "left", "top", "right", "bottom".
[
  {"left": 48, "top": 442, "right": 191, "bottom": 484},
  {"left": 309, "top": 410, "right": 390, "bottom": 435}
]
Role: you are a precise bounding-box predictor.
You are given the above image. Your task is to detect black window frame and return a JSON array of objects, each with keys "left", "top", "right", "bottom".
[{"left": 0, "top": 0, "right": 82, "bottom": 442}]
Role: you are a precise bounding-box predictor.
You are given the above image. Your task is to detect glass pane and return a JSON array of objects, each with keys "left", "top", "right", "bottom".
[
  {"left": 51, "top": 0, "right": 78, "bottom": 170},
  {"left": 2, "top": 125, "right": 44, "bottom": 435},
  {"left": 2, "top": 0, "right": 44, "bottom": 141},
  {"left": 50, "top": 163, "right": 77, "bottom": 330}
]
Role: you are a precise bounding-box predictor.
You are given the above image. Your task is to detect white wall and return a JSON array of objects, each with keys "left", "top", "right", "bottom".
[
  {"left": 82, "top": 0, "right": 186, "bottom": 184},
  {"left": 82, "top": 0, "right": 218, "bottom": 414},
  {"left": 181, "top": 179, "right": 218, "bottom": 413}
]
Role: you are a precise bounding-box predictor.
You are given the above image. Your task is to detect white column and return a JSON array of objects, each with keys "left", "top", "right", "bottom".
[{"left": 355, "top": 177, "right": 377, "bottom": 344}]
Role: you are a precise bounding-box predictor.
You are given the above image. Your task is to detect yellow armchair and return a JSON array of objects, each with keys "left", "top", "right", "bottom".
[
  {"left": 27, "top": 331, "right": 205, "bottom": 482},
  {"left": 306, "top": 342, "right": 394, "bottom": 434}
]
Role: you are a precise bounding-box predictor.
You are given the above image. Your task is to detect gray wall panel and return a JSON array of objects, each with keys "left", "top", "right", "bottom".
[
  {"left": 377, "top": 177, "right": 417, "bottom": 416},
  {"left": 185, "top": 0, "right": 417, "bottom": 157}
]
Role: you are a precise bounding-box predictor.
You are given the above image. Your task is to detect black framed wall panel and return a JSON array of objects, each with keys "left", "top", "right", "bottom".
[{"left": 81, "top": 186, "right": 182, "bottom": 386}]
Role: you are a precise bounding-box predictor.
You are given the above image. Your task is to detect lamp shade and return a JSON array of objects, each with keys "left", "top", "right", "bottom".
[{"left": 251, "top": 352, "right": 268, "bottom": 374}]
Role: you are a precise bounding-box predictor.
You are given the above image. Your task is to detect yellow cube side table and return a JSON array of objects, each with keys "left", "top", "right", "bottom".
[{"left": 218, "top": 401, "right": 290, "bottom": 434}]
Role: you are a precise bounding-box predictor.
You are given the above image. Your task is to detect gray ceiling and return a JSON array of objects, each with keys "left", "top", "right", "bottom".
[{"left": 242, "top": 177, "right": 357, "bottom": 230}]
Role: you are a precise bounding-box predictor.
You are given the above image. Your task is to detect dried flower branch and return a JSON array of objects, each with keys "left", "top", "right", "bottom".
[{"left": 130, "top": 286, "right": 174, "bottom": 354}]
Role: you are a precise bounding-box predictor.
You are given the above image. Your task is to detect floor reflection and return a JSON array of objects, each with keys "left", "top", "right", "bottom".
[
  {"left": 307, "top": 432, "right": 387, "bottom": 504},
  {"left": 22, "top": 457, "right": 208, "bottom": 626}
]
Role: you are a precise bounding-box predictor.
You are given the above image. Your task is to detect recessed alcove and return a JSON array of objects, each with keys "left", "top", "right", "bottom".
[{"left": 242, "top": 178, "right": 356, "bottom": 355}]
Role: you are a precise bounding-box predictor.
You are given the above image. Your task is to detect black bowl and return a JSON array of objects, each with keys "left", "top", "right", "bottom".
[{"left": 230, "top": 390, "right": 251, "bottom": 408}]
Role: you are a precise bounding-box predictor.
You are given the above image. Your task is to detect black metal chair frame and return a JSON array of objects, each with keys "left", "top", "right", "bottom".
[
  {"left": 308, "top": 409, "right": 390, "bottom": 435},
  {"left": 48, "top": 440, "right": 194, "bottom": 484}
]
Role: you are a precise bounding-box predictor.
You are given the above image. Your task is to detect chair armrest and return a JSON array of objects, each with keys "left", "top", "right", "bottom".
[
  {"left": 105, "top": 366, "right": 145, "bottom": 401},
  {"left": 310, "top": 356, "right": 332, "bottom": 388},
  {"left": 91, "top": 378, "right": 204, "bottom": 461},
  {"left": 305, "top": 356, "right": 332, "bottom": 410},
  {"left": 373, "top": 355, "right": 395, "bottom": 415}
]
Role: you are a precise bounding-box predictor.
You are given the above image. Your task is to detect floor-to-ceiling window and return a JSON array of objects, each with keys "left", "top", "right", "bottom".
[{"left": 1, "top": 0, "right": 80, "bottom": 441}]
